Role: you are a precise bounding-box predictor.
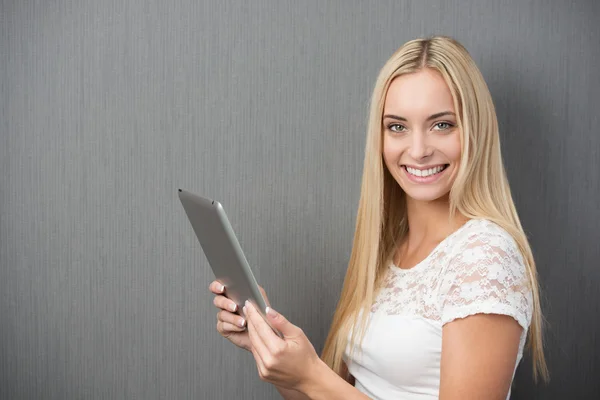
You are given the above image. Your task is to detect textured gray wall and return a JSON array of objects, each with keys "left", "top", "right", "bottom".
[{"left": 1, "top": 0, "right": 598, "bottom": 399}]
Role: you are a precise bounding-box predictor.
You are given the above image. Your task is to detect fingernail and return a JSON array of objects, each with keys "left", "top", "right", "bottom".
[
  {"left": 239, "top": 318, "right": 246, "bottom": 328},
  {"left": 220, "top": 284, "right": 225, "bottom": 292},
  {"left": 266, "top": 307, "right": 277, "bottom": 318},
  {"left": 230, "top": 303, "right": 237, "bottom": 312}
]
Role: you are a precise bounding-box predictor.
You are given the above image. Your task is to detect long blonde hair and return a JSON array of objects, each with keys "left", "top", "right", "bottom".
[{"left": 321, "top": 36, "right": 548, "bottom": 382}]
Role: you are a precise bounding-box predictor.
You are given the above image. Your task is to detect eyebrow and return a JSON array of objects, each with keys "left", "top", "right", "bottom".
[{"left": 383, "top": 111, "right": 456, "bottom": 122}]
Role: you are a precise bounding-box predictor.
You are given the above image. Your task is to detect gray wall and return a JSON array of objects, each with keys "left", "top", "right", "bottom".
[{"left": 1, "top": 0, "right": 598, "bottom": 399}]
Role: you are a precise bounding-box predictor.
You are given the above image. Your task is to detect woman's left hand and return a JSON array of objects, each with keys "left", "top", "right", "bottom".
[{"left": 243, "top": 300, "right": 322, "bottom": 392}]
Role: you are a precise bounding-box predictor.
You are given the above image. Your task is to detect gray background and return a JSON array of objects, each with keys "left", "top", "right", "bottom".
[{"left": 1, "top": 0, "right": 598, "bottom": 399}]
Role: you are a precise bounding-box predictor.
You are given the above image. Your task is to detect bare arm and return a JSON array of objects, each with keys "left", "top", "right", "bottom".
[
  {"left": 295, "top": 360, "right": 367, "bottom": 400},
  {"left": 275, "top": 386, "right": 310, "bottom": 400},
  {"left": 275, "top": 361, "right": 355, "bottom": 400},
  {"left": 439, "top": 314, "right": 523, "bottom": 400}
]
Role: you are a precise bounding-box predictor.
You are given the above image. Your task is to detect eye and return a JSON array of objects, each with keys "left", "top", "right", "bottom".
[
  {"left": 388, "top": 123, "right": 407, "bottom": 133},
  {"left": 433, "top": 122, "right": 454, "bottom": 131}
]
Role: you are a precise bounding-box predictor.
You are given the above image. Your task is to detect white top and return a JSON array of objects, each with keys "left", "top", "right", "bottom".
[{"left": 343, "top": 219, "right": 532, "bottom": 400}]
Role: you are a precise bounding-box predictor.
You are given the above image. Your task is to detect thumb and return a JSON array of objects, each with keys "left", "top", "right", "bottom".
[{"left": 266, "top": 307, "right": 300, "bottom": 338}]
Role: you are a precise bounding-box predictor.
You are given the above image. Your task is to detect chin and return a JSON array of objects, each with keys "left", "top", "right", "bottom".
[
  {"left": 403, "top": 190, "right": 450, "bottom": 203},
  {"left": 397, "top": 180, "right": 452, "bottom": 202}
]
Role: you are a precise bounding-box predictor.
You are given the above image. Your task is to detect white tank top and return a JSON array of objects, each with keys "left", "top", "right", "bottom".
[{"left": 343, "top": 219, "right": 532, "bottom": 400}]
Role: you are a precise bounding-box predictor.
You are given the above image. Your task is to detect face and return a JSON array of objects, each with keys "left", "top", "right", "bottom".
[{"left": 382, "top": 68, "right": 461, "bottom": 203}]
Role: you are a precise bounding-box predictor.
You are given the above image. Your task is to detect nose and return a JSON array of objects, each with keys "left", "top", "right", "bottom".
[{"left": 408, "top": 132, "right": 433, "bottom": 160}]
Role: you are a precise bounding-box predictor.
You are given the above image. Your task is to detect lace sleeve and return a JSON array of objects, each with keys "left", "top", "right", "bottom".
[{"left": 440, "top": 227, "right": 533, "bottom": 330}]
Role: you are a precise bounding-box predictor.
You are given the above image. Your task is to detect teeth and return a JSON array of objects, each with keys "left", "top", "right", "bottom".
[{"left": 406, "top": 165, "right": 445, "bottom": 177}]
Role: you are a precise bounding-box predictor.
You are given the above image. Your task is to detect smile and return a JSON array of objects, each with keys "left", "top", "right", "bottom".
[{"left": 402, "top": 164, "right": 449, "bottom": 182}]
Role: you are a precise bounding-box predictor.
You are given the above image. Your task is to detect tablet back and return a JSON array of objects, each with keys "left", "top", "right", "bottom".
[{"left": 178, "top": 189, "right": 268, "bottom": 315}]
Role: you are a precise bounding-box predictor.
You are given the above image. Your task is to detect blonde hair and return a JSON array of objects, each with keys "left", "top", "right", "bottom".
[{"left": 321, "top": 36, "right": 548, "bottom": 382}]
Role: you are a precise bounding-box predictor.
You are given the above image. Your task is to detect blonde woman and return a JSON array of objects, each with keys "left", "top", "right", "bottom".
[{"left": 209, "top": 36, "right": 548, "bottom": 399}]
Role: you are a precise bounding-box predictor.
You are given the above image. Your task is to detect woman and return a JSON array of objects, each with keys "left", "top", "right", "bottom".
[{"left": 209, "top": 36, "right": 548, "bottom": 399}]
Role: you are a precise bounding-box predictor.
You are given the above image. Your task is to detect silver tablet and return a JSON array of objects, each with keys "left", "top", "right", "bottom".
[{"left": 178, "top": 189, "right": 282, "bottom": 338}]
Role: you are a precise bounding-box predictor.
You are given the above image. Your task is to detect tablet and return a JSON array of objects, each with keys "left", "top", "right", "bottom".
[{"left": 178, "top": 189, "right": 282, "bottom": 338}]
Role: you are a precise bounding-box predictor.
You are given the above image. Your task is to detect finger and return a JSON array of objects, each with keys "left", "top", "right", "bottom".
[
  {"left": 264, "top": 306, "right": 301, "bottom": 338},
  {"left": 249, "top": 342, "right": 267, "bottom": 380},
  {"left": 209, "top": 281, "right": 225, "bottom": 294},
  {"left": 217, "top": 310, "right": 247, "bottom": 329},
  {"left": 258, "top": 286, "right": 270, "bottom": 307},
  {"left": 246, "top": 308, "right": 271, "bottom": 361},
  {"left": 217, "top": 321, "right": 246, "bottom": 334},
  {"left": 213, "top": 295, "right": 239, "bottom": 313},
  {"left": 245, "top": 301, "right": 284, "bottom": 353}
]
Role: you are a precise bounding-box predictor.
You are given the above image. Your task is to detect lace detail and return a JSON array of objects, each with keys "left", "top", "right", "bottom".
[
  {"left": 440, "top": 225, "right": 532, "bottom": 330},
  {"left": 371, "top": 219, "right": 533, "bottom": 336}
]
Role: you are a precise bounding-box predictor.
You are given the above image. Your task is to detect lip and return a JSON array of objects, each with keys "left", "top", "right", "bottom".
[
  {"left": 402, "top": 164, "right": 449, "bottom": 184},
  {"left": 402, "top": 164, "right": 447, "bottom": 171}
]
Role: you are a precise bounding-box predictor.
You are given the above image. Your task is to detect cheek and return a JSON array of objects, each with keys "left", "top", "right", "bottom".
[
  {"left": 444, "top": 133, "right": 462, "bottom": 162},
  {"left": 382, "top": 136, "right": 391, "bottom": 162},
  {"left": 382, "top": 143, "right": 398, "bottom": 173},
  {"left": 382, "top": 136, "right": 404, "bottom": 164}
]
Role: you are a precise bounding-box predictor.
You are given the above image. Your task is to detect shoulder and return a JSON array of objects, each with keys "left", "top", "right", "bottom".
[
  {"left": 453, "top": 218, "right": 521, "bottom": 249},
  {"left": 448, "top": 219, "right": 526, "bottom": 270},
  {"left": 439, "top": 218, "right": 533, "bottom": 329}
]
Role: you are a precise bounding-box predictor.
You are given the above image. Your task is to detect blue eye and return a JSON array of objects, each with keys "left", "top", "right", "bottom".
[
  {"left": 388, "top": 124, "right": 406, "bottom": 133},
  {"left": 434, "top": 122, "right": 454, "bottom": 130}
]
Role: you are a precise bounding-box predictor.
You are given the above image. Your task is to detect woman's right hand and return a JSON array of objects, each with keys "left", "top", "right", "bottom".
[{"left": 209, "top": 280, "right": 269, "bottom": 352}]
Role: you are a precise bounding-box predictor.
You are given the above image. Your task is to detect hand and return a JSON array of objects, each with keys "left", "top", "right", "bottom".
[
  {"left": 244, "top": 300, "right": 323, "bottom": 392},
  {"left": 209, "top": 280, "right": 270, "bottom": 352}
]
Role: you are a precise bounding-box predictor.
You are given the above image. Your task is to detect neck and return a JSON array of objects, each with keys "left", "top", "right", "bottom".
[{"left": 404, "top": 195, "right": 468, "bottom": 244}]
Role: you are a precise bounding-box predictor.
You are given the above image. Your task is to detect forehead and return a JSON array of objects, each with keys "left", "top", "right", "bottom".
[{"left": 383, "top": 68, "right": 455, "bottom": 116}]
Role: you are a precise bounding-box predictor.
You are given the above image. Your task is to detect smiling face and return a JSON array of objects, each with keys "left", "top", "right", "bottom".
[{"left": 382, "top": 68, "right": 462, "bottom": 203}]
